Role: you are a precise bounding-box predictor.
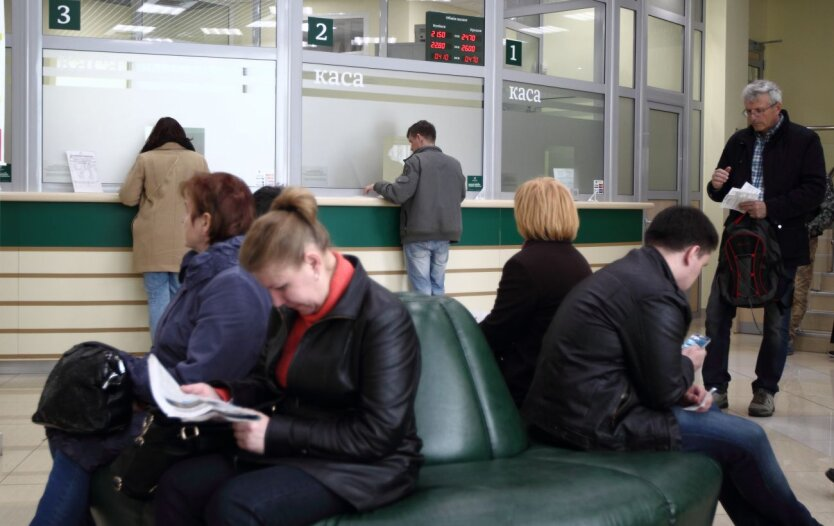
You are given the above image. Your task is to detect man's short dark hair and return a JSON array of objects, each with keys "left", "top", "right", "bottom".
[
  {"left": 644, "top": 206, "right": 718, "bottom": 252},
  {"left": 407, "top": 120, "right": 436, "bottom": 142},
  {"left": 253, "top": 185, "right": 283, "bottom": 217}
]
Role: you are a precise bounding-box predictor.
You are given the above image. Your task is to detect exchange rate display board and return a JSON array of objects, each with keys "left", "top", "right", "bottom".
[{"left": 425, "top": 11, "right": 485, "bottom": 66}]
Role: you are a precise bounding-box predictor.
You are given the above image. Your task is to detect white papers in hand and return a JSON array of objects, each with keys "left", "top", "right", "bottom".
[
  {"left": 148, "top": 355, "right": 260, "bottom": 422},
  {"left": 721, "top": 182, "right": 761, "bottom": 212}
]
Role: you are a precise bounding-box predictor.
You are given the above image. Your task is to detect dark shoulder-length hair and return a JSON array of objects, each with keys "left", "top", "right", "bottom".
[
  {"left": 180, "top": 172, "right": 255, "bottom": 245},
  {"left": 141, "top": 117, "right": 195, "bottom": 153}
]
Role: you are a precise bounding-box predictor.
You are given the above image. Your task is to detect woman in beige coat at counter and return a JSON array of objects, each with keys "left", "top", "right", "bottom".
[{"left": 119, "top": 117, "right": 208, "bottom": 342}]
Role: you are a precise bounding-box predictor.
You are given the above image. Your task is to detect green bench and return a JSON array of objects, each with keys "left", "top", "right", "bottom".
[{"left": 91, "top": 293, "right": 721, "bottom": 525}]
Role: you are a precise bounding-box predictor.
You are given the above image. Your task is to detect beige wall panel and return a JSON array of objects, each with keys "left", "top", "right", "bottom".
[
  {"left": 368, "top": 273, "right": 409, "bottom": 293},
  {"left": 448, "top": 249, "right": 503, "bottom": 271},
  {"left": 452, "top": 295, "right": 498, "bottom": 318},
  {"left": 498, "top": 247, "right": 522, "bottom": 267},
  {"left": 446, "top": 271, "right": 501, "bottom": 295},
  {"left": 17, "top": 331, "right": 152, "bottom": 357},
  {"left": 344, "top": 249, "right": 405, "bottom": 273},
  {"left": 0, "top": 251, "right": 19, "bottom": 273},
  {"left": 19, "top": 305, "right": 147, "bottom": 329},
  {"left": 0, "top": 334, "right": 18, "bottom": 355},
  {"left": 20, "top": 277, "right": 146, "bottom": 302},
  {"left": 0, "top": 306, "right": 19, "bottom": 330},
  {"left": 19, "top": 251, "right": 135, "bottom": 274},
  {"left": 0, "top": 277, "right": 18, "bottom": 301},
  {"left": 577, "top": 244, "right": 639, "bottom": 266}
]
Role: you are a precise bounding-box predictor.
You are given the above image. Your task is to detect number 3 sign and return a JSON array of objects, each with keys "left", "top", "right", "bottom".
[{"left": 49, "top": 0, "right": 81, "bottom": 31}]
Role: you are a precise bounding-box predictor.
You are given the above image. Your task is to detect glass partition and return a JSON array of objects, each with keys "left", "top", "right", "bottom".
[
  {"left": 619, "top": 8, "right": 635, "bottom": 88},
  {"left": 648, "top": 108, "right": 679, "bottom": 191},
  {"left": 692, "top": 30, "right": 702, "bottom": 101},
  {"left": 302, "top": 0, "right": 380, "bottom": 55},
  {"left": 42, "top": 49, "right": 276, "bottom": 188},
  {"left": 618, "top": 97, "right": 635, "bottom": 196},
  {"left": 693, "top": 0, "right": 704, "bottom": 23},
  {"left": 647, "top": 16, "right": 683, "bottom": 92},
  {"left": 504, "top": 16, "right": 541, "bottom": 75},
  {"left": 648, "top": 0, "right": 684, "bottom": 16},
  {"left": 43, "top": 0, "right": 277, "bottom": 47},
  {"left": 502, "top": 82, "right": 604, "bottom": 193},
  {"left": 301, "top": 64, "right": 483, "bottom": 189},
  {"left": 505, "top": 6, "right": 603, "bottom": 82},
  {"left": 690, "top": 109, "right": 702, "bottom": 193}
]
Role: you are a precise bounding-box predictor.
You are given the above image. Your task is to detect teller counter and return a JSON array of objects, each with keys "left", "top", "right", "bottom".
[{"left": 0, "top": 192, "right": 651, "bottom": 360}]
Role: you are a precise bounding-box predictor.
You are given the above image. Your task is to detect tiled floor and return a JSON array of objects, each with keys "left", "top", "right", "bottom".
[{"left": 3, "top": 334, "right": 834, "bottom": 525}]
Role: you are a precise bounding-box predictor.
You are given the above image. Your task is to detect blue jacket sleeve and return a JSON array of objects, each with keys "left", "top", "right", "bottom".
[{"left": 130, "top": 269, "right": 271, "bottom": 402}]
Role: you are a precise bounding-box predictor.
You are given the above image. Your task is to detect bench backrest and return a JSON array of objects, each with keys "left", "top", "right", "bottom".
[{"left": 398, "top": 293, "right": 528, "bottom": 465}]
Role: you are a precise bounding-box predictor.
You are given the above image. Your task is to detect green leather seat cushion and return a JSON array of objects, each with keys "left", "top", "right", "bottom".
[{"left": 315, "top": 446, "right": 721, "bottom": 525}]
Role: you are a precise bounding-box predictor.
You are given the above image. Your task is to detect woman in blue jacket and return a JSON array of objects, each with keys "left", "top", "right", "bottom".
[{"left": 31, "top": 172, "right": 272, "bottom": 526}]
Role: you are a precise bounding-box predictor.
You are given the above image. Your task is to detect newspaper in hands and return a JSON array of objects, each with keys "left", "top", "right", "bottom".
[
  {"left": 721, "top": 182, "right": 762, "bottom": 212},
  {"left": 148, "top": 354, "right": 260, "bottom": 422}
]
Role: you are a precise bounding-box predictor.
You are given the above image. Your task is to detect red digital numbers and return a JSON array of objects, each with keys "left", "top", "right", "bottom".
[
  {"left": 460, "top": 44, "right": 476, "bottom": 53},
  {"left": 460, "top": 33, "right": 477, "bottom": 42},
  {"left": 463, "top": 56, "right": 479, "bottom": 64},
  {"left": 431, "top": 30, "right": 447, "bottom": 39},
  {"left": 433, "top": 53, "right": 450, "bottom": 61},
  {"left": 430, "top": 41, "right": 446, "bottom": 49}
]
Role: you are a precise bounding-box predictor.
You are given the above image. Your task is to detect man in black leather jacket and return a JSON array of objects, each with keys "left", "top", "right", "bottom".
[
  {"left": 703, "top": 80, "right": 826, "bottom": 417},
  {"left": 524, "top": 206, "right": 820, "bottom": 526}
]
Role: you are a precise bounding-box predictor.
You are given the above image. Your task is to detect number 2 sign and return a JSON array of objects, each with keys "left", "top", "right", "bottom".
[
  {"left": 49, "top": 0, "right": 81, "bottom": 31},
  {"left": 307, "top": 17, "right": 333, "bottom": 47}
]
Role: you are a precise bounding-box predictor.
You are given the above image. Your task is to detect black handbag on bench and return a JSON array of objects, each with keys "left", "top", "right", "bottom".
[{"left": 109, "top": 410, "right": 235, "bottom": 500}]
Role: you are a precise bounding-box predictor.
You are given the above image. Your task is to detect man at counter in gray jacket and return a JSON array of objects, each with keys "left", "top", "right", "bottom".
[{"left": 364, "top": 120, "right": 466, "bottom": 295}]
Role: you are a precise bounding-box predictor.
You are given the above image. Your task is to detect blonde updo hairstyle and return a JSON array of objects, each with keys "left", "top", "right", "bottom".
[
  {"left": 514, "top": 177, "right": 579, "bottom": 242},
  {"left": 239, "top": 186, "right": 331, "bottom": 272}
]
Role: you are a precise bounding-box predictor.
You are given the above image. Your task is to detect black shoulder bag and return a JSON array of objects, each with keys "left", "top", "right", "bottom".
[
  {"left": 109, "top": 410, "right": 235, "bottom": 500},
  {"left": 32, "top": 341, "right": 133, "bottom": 434}
]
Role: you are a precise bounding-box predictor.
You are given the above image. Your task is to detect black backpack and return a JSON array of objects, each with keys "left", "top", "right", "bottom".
[{"left": 716, "top": 214, "right": 784, "bottom": 307}]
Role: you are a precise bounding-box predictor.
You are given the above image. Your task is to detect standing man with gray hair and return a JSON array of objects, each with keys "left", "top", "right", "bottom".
[{"left": 704, "top": 80, "right": 826, "bottom": 417}]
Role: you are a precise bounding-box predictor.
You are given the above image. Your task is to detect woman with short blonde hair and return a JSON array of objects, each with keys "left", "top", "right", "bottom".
[
  {"left": 514, "top": 177, "right": 580, "bottom": 242},
  {"left": 480, "top": 177, "right": 591, "bottom": 407}
]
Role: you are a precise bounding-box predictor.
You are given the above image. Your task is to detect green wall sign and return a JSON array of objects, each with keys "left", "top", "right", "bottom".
[
  {"left": 49, "top": 0, "right": 81, "bottom": 31},
  {"left": 505, "top": 39, "right": 523, "bottom": 66},
  {"left": 467, "top": 175, "right": 483, "bottom": 191},
  {"left": 307, "top": 17, "right": 333, "bottom": 47}
]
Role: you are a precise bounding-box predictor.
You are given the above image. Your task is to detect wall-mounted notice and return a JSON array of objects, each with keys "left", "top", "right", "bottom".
[
  {"left": 66, "top": 151, "right": 102, "bottom": 192},
  {"left": 425, "top": 11, "right": 484, "bottom": 66}
]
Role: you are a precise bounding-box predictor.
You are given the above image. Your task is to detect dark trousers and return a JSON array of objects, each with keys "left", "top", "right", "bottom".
[
  {"left": 703, "top": 266, "right": 797, "bottom": 394},
  {"left": 154, "top": 454, "right": 352, "bottom": 526}
]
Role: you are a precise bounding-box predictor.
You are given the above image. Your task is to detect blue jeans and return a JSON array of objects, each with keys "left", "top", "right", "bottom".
[
  {"left": 703, "top": 266, "right": 797, "bottom": 394},
  {"left": 673, "top": 406, "right": 819, "bottom": 525},
  {"left": 403, "top": 240, "right": 450, "bottom": 296},
  {"left": 30, "top": 447, "right": 93, "bottom": 526},
  {"left": 155, "top": 453, "right": 352, "bottom": 526},
  {"left": 143, "top": 272, "right": 180, "bottom": 342}
]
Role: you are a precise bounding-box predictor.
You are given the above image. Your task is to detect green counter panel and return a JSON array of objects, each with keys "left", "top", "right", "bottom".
[
  {"left": 0, "top": 201, "right": 643, "bottom": 248},
  {"left": 0, "top": 202, "right": 136, "bottom": 248}
]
